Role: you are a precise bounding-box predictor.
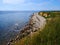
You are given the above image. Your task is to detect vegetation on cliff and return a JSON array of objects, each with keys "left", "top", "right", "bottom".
[{"left": 10, "top": 11, "right": 60, "bottom": 45}]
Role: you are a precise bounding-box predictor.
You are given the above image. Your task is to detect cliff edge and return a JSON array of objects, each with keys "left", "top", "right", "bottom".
[{"left": 7, "top": 13, "right": 46, "bottom": 45}]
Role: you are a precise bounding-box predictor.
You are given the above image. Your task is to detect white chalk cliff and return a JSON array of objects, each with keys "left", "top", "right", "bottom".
[{"left": 29, "top": 13, "right": 46, "bottom": 31}]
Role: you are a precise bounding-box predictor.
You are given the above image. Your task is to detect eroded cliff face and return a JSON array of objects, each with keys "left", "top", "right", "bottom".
[
  {"left": 7, "top": 13, "right": 46, "bottom": 45},
  {"left": 29, "top": 13, "right": 46, "bottom": 31}
]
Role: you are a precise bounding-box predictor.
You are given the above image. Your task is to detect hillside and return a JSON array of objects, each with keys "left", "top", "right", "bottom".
[{"left": 8, "top": 11, "right": 60, "bottom": 45}]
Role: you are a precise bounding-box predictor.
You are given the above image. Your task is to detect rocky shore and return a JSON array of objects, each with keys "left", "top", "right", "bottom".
[{"left": 7, "top": 13, "right": 46, "bottom": 45}]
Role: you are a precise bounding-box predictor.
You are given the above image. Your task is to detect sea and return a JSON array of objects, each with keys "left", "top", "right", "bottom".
[{"left": 0, "top": 11, "right": 39, "bottom": 45}]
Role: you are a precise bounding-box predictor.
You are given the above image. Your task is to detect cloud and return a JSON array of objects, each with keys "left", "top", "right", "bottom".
[
  {"left": 3, "top": 0, "right": 25, "bottom": 4},
  {"left": 1, "top": 0, "right": 51, "bottom": 10},
  {"left": 1, "top": 0, "right": 60, "bottom": 11},
  {"left": 3, "top": 0, "right": 53, "bottom": 5}
]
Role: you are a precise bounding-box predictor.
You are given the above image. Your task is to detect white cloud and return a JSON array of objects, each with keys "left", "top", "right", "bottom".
[
  {"left": 2, "top": 0, "right": 57, "bottom": 10},
  {"left": 3, "top": 0, "right": 25, "bottom": 4}
]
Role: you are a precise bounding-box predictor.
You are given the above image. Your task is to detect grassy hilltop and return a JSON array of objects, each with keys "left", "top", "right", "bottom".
[{"left": 11, "top": 11, "right": 60, "bottom": 45}]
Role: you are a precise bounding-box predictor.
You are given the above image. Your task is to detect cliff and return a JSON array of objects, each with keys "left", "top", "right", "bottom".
[
  {"left": 7, "top": 13, "right": 46, "bottom": 45},
  {"left": 7, "top": 11, "right": 60, "bottom": 45}
]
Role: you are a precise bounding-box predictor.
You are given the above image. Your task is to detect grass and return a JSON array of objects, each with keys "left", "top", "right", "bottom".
[
  {"left": 23, "top": 17, "right": 60, "bottom": 45},
  {"left": 12, "top": 11, "right": 60, "bottom": 45}
]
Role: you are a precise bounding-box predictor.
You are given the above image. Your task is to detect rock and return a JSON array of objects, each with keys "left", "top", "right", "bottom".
[
  {"left": 7, "top": 42, "right": 10, "bottom": 45},
  {"left": 10, "top": 39, "right": 13, "bottom": 42}
]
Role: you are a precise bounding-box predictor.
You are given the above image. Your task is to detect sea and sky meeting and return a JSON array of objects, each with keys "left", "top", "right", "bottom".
[{"left": 0, "top": 0, "right": 60, "bottom": 45}]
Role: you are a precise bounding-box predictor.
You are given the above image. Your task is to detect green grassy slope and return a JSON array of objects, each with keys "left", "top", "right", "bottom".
[{"left": 11, "top": 11, "right": 60, "bottom": 45}]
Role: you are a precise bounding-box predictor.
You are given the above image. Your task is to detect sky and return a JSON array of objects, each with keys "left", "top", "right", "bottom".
[{"left": 0, "top": 0, "right": 60, "bottom": 11}]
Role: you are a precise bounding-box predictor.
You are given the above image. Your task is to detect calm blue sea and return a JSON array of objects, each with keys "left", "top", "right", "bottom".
[{"left": 0, "top": 11, "right": 38, "bottom": 45}]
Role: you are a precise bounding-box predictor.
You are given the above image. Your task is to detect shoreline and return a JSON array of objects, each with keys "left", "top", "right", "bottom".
[{"left": 7, "top": 13, "right": 46, "bottom": 45}]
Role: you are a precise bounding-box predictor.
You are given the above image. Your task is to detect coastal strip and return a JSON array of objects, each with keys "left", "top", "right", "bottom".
[{"left": 7, "top": 13, "right": 46, "bottom": 45}]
